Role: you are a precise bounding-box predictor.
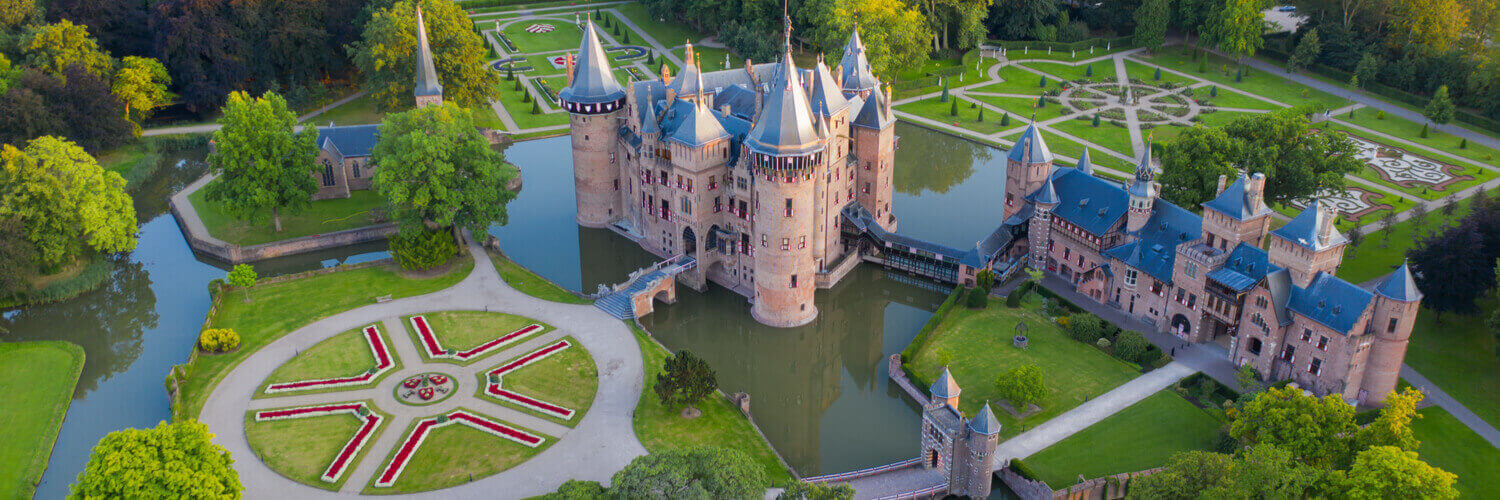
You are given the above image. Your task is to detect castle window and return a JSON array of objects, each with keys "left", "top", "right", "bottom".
[
  {"left": 1185, "top": 262, "right": 1198, "bottom": 278},
  {"left": 781, "top": 238, "right": 789, "bottom": 251},
  {"left": 799, "top": 236, "right": 806, "bottom": 249},
  {"left": 1387, "top": 317, "right": 1399, "bottom": 332},
  {"left": 1280, "top": 345, "right": 1295, "bottom": 362},
  {"left": 863, "top": 182, "right": 870, "bottom": 194},
  {"left": 1175, "top": 288, "right": 1184, "bottom": 303},
  {"left": 1300, "top": 328, "right": 1312, "bottom": 342},
  {"left": 613, "top": 179, "right": 620, "bottom": 191},
  {"left": 762, "top": 234, "right": 767, "bottom": 247},
  {"left": 1317, "top": 336, "right": 1329, "bottom": 350},
  {"left": 1309, "top": 357, "right": 1323, "bottom": 376},
  {"left": 1256, "top": 296, "right": 1268, "bottom": 308},
  {"left": 790, "top": 274, "right": 798, "bottom": 288},
  {"left": 709, "top": 176, "right": 717, "bottom": 190},
  {"left": 321, "top": 164, "right": 336, "bottom": 186},
  {"left": 1063, "top": 248, "right": 1070, "bottom": 259},
  {"left": 681, "top": 197, "right": 691, "bottom": 214},
  {"left": 1124, "top": 269, "right": 1137, "bottom": 287},
  {"left": 785, "top": 198, "right": 793, "bottom": 217},
  {"left": 1186, "top": 293, "right": 1196, "bottom": 308},
  {"left": 1006, "top": 193, "right": 1013, "bottom": 207},
  {"left": 352, "top": 161, "right": 361, "bottom": 178},
  {"left": 1248, "top": 337, "right": 1263, "bottom": 355},
  {"left": 610, "top": 153, "right": 616, "bottom": 164}
]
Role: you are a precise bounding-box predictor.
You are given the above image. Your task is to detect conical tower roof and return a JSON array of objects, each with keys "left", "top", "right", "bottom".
[
  {"left": 1035, "top": 173, "right": 1060, "bottom": 206},
  {"left": 1375, "top": 260, "right": 1422, "bottom": 302},
  {"left": 852, "top": 87, "right": 893, "bottom": 130},
  {"left": 743, "top": 22, "right": 824, "bottom": 157},
  {"left": 839, "top": 26, "right": 879, "bottom": 92},
  {"left": 1128, "top": 141, "right": 1157, "bottom": 197},
  {"left": 413, "top": 6, "right": 443, "bottom": 98},
  {"left": 559, "top": 18, "right": 626, "bottom": 105},
  {"left": 1076, "top": 148, "right": 1094, "bottom": 176},
  {"left": 809, "top": 59, "right": 849, "bottom": 117},
  {"left": 1271, "top": 198, "right": 1348, "bottom": 251},
  {"left": 668, "top": 70, "right": 729, "bottom": 147},
  {"left": 969, "top": 402, "right": 1001, "bottom": 435},
  {"left": 930, "top": 367, "right": 961, "bottom": 399},
  {"left": 1007, "top": 123, "right": 1053, "bottom": 164},
  {"left": 667, "top": 41, "right": 702, "bottom": 97}
]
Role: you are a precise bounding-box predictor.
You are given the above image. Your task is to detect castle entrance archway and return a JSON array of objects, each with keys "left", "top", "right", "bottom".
[
  {"left": 1171, "top": 314, "right": 1192, "bottom": 338},
  {"left": 682, "top": 227, "right": 697, "bottom": 255}
]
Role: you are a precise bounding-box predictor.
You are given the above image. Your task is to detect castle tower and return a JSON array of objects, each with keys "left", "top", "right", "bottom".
[
  {"left": 808, "top": 58, "right": 853, "bottom": 266},
  {"left": 1075, "top": 148, "right": 1094, "bottom": 176},
  {"left": 1004, "top": 123, "right": 1053, "bottom": 221},
  {"left": 852, "top": 85, "right": 896, "bottom": 232},
  {"left": 559, "top": 19, "right": 627, "bottom": 228},
  {"left": 838, "top": 26, "right": 880, "bottom": 98},
  {"left": 1267, "top": 199, "right": 1349, "bottom": 287},
  {"left": 1028, "top": 173, "right": 1060, "bottom": 271},
  {"left": 745, "top": 18, "right": 825, "bottom": 328},
  {"left": 1360, "top": 261, "right": 1423, "bottom": 405},
  {"left": 1126, "top": 142, "right": 1159, "bottom": 234},
  {"left": 929, "top": 367, "right": 960, "bottom": 410},
  {"left": 956, "top": 403, "right": 1001, "bottom": 498},
  {"left": 412, "top": 6, "right": 444, "bottom": 108},
  {"left": 1201, "top": 173, "right": 1273, "bottom": 251},
  {"left": 667, "top": 41, "right": 704, "bottom": 102}
]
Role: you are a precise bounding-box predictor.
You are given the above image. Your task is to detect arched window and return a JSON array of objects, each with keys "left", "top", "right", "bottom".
[{"left": 321, "top": 163, "right": 336, "bottom": 186}]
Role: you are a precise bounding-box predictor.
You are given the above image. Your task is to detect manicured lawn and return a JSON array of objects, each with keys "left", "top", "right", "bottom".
[
  {"left": 1123, "top": 60, "right": 1198, "bottom": 88},
  {"left": 1137, "top": 50, "right": 1349, "bottom": 110},
  {"left": 1190, "top": 85, "right": 1283, "bottom": 111},
  {"left": 180, "top": 258, "right": 475, "bottom": 420},
  {"left": 0, "top": 341, "right": 84, "bottom": 500},
  {"left": 406, "top": 311, "right": 549, "bottom": 365},
  {"left": 1334, "top": 113, "right": 1500, "bottom": 169},
  {"left": 1007, "top": 45, "right": 1135, "bottom": 62},
  {"left": 1020, "top": 61, "right": 1116, "bottom": 83},
  {"left": 471, "top": 105, "right": 505, "bottom": 130},
  {"left": 966, "top": 94, "right": 1055, "bottom": 122},
  {"left": 1335, "top": 188, "right": 1488, "bottom": 284},
  {"left": 669, "top": 46, "right": 733, "bottom": 73},
  {"left": 500, "top": 20, "right": 581, "bottom": 53},
  {"left": 894, "top": 97, "right": 1011, "bottom": 136},
  {"left": 363, "top": 409, "right": 553, "bottom": 493},
  {"left": 1404, "top": 294, "right": 1500, "bottom": 430},
  {"left": 629, "top": 323, "right": 794, "bottom": 485},
  {"left": 1025, "top": 390, "right": 1224, "bottom": 489},
  {"left": 969, "top": 65, "right": 1066, "bottom": 95},
  {"left": 256, "top": 325, "right": 401, "bottom": 398},
  {"left": 482, "top": 336, "right": 596, "bottom": 426},
  {"left": 894, "top": 56, "right": 1000, "bottom": 100},
  {"left": 489, "top": 252, "right": 589, "bottom": 304},
  {"left": 1031, "top": 130, "right": 1135, "bottom": 174},
  {"left": 495, "top": 79, "right": 569, "bottom": 130},
  {"left": 189, "top": 187, "right": 388, "bottom": 246},
  {"left": 1411, "top": 407, "right": 1500, "bottom": 499},
  {"left": 244, "top": 402, "right": 389, "bottom": 491},
  {"left": 906, "top": 295, "right": 1142, "bottom": 438},
  {"left": 317, "top": 93, "right": 385, "bottom": 126},
  {"left": 1048, "top": 115, "right": 1135, "bottom": 159},
  {"left": 607, "top": 3, "right": 703, "bottom": 49}
]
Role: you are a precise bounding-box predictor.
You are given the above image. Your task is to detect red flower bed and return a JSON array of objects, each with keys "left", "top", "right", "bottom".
[
  {"left": 254, "top": 402, "right": 383, "bottom": 483},
  {"left": 410, "top": 315, "right": 544, "bottom": 361},
  {"left": 373, "top": 410, "right": 542, "bottom": 488},
  {"left": 264, "top": 325, "right": 395, "bottom": 394},
  {"left": 482, "top": 340, "right": 577, "bottom": 420}
]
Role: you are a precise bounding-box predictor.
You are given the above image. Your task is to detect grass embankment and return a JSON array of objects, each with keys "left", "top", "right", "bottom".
[
  {"left": 1025, "top": 390, "right": 1224, "bottom": 488},
  {"left": 966, "top": 94, "right": 1053, "bottom": 123},
  {"left": 189, "top": 187, "right": 388, "bottom": 246},
  {"left": 1333, "top": 188, "right": 1491, "bottom": 283},
  {"left": 1048, "top": 116, "right": 1135, "bottom": 159},
  {"left": 628, "top": 322, "right": 795, "bottom": 485},
  {"left": 482, "top": 335, "right": 597, "bottom": 426},
  {"left": 495, "top": 78, "right": 570, "bottom": 130},
  {"left": 362, "top": 408, "right": 553, "bottom": 494},
  {"left": 489, "top": 252, "right": 590, "bottom": 304},
  {"left": 1188, "top": 85, "right": 1284, "bottom": 111},
  {"left": 607, "top": 3, "right": 703, "bottom": 51},
  {"left": 244, "top": 401, "right": 390, "bottom": 491},
  {"left": 905, "top": 294, "right": 1141, "bottom": 438},
  {"left": 254, "top": 325, "right": 404, "bottom": 399},
  {"left": 178, "top": 257, "right": 475, "bottom": 420},
  {"left": 404, "top": 311, "right": 550, "bottom": 365},
  {"left": 0, "top": 341, "right": 84, "bottom": 500},
  {"left": 0, "top": 253, "right": 113, "bottom": 309},
  {"left": 1411, "top": 406, "right": 1500, "bottom": 499}
]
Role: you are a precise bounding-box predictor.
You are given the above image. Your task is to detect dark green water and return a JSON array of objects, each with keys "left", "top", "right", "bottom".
[{"left": 6, "top": 122, "right": 1009, "bottom": 496}]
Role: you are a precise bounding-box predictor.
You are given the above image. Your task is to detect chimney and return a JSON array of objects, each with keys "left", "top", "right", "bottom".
[
  {"left": 1247, "top": 173, "right": 1266, "bottom": 212},
  {"left": 665, "top": 88, "right": 677, "bottom": 106},
  {"left": 884, "top": 85, "right": 893, "bottom": 114},
  {"left": 1318, "top": 201, "right": 1337, "bottom": 242},
  {"left": 564, "top": 53, "right": 575, "bottom": 85},
  {"left": 720, "top": 104, "right": 731, "bottom": 116},
  {"left": 1216, "top": 175, "right": 1228, "bottom": 196}
]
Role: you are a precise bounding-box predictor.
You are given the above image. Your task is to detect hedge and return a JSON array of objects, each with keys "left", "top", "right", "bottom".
[
  {"left": 892, "top": 49, "right": 980, "bottom": 92},
  {"left": 900, "top": 286, "right": 964, "bottom": 362},
  {"left": 986, "top": 36, "right": 1134, "bottom": 53},
  {"left": 1008, "top": 457, "right": 1041, "bottom": 481},
  {"left": 1033, "top": 285, "right": 1084, "bottom": 314}
]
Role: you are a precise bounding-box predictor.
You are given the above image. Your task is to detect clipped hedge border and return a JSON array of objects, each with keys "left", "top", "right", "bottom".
[{"left": 900, "top": 286, "right": 963, "bottom": 363}]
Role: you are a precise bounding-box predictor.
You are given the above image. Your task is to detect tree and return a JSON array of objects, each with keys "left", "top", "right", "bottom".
[
  {"left": 0, "top": 66, "right": 133, "bottom": 153},
  {"left": 984, "top": 0, "right": 1055, "bottom": 40},
  {"left": 0, "top": 218, "right": 37, "bottom": 296},
  {"left": 1338, "top": 446, "right": 1458, "bottom": 499},
  {"left": 610, "top": 447, "right": 768, "bottom": 499},
  {"left": 1235, "top": 365, "right": 1261, "bottom": 391},
  {"left": 778, "top": 481, "right": 855, "bottom": 500},
  {"left": 370, "top": 102, "right": 517, "bottom": 236},
  {"left": 69, "top": 420, "right": 243, "bottom": 499},
  {"left": 206, "top": 91, "right": 319, "bottom": 233},
  {"left": 1221, "top": 111, "right": 1362, "bottom": 206},
  {"left": 1092, "top": 113, "right": 1100, "bottom": 127},
  {"left": 1204, "top": 443, "right": 1325, "bottom": 498},
  {"left": 0, "top": 136, "right": 136, "bottom": 269},
  {"left": 1289, "top": 28, "right": 1321, "bottom": 73},
  {"left": 976, "top": 269, "right": 996, "bottom": 290},
  {"left": 1133, "top": 0, "right": 1170, "bottom": 51},
  {"left": 1408, "top": 220, "right": 1494, "bottom": 316},
  {"left": 1114, "top": 331, "right": 1151, "bottom": 363},
  {"left": 817, "top": 0, "right": 931, "bottom": 78},
  {"left": 1228, "top": 385, "right": 1357, "bottom": 468},
  {"left": 1389, "top": 0, "right": 1469, "bottom": 52},
  {"left": 1203, "top": 0, "right": 1266, "bottom": 66},
  {"left": 1425, "top": 85, "right": 1456, "bottom": 124},
  {"left": 1351, "top": 52, "right": 1381, "bottom": 89},
  {"left": 540, "top": 480, "right": 607, "bottom": 500},
  {"left": 111, "top": 56, "right": 172, "bottom": 132},
  {"left": 47, "top": 0, "right": 153, "bottom": 57},
  {"left": 1127, "top": 450, "right": 1233, "bottom": 499},
  {"left": 994, "top": 363, "right": 1046, "bottom": 408},
  {"left": 226, "top": 264, "right": 257, "bottom": 302},
  {"left": 1358, "top": 387, "right": 1423, "bottom": 451},
  {"left": 20, "top": 20, "right": 116, "bottom": 79},
  {"left": 389, "top": 227, "right": 458, "bottom": 270},
  {"left": 0, "top": 54, "right": 16, "bottom": 94},
  {"left": 350, "top": 0, "right": 500, "bottom": 110},
  {"left": 655, "top": 350, "right": 717, "bottom": 411},
  {"left": 1158, "top": 125, "right": 1237, "bottom": 206},
  {"left": 949, "top": 99, "right": 958, "bottom": 116},
  {"left": 0, "top": 0, "right": 39, "bottom": 30}
]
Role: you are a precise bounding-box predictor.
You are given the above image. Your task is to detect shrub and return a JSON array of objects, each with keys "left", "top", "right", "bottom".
[
  {"left": 198, "top": 328, "right": 240, "bottom": 353},
  {"left": 1067, "top": 314, "right": 1104, "bottom": 342},
  {"left": 965, "top": 287, "right": 988, "bottom": 308},
  {"left": 1009, "top": 458, "right": 1040, "bottom": 481},
  {"left": 976, "top": 269, "right": 996, "bottom": 290},
  {"left": 1114, "top": 331, "right": 1150, "bottom": 363},
  {"left": 389, "top": 228, "right": 458, "bottom": 270},
  {"left": 995, "top": 364, "right": 1046, "bottom": 409},
  {"left": 1096, "top": 337, "right": 1111, "bottom": 349},
  {"left": 1375, "top": 109, "right": 1385, "bottom": 119},
  {"left": 1056, "top": 315, "right": 1070, "bottom": 328},
  {"left": 1006, "top": 281, "right": 1032, "bottom": 307}
]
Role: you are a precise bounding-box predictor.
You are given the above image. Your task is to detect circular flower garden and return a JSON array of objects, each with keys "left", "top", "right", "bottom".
[{"left": 244, "top": 311, "right": 599, "bottom": 493}]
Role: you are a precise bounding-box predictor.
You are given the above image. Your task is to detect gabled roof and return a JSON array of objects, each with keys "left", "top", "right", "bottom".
[
  {"left": 1206, "top": 243, "right": 1280, "bottom": 292},
  {"left": 316, "top": 124, "right": 380, "bottom": 158},
  {"left": 969, "top": 403, "right": 1001, "bottom": 435},
  {"left": 852, "top": 89, "right": 893, "bottom": 130},
  {"left": 1104, "top": 201, "right": 1201, "bottom": 283},
  {"left": 558, "top": 19, "right": 626, "bottom": 105},
  {"left": 931, "top": 367, "right": 960, "bottom": 399},
  {"left": 666, "top": 43, "right": 702, "bottom": 97},
  {"left": 1032, "top": 167, "right": 1128, "bottom": 236},
  {"left": 1287, "top": 272, "right": 1374, "bottom": 333},
  {"left": 1075, "top": 148, "right": 1094, "bottom": 176},
  {"left": 1271, "top": 199, "right": 1348, "bottom": 251},
  {"left": 743, "top": 50, "right": 825, "bottom": 157},
  {"left": 1008, "top": 123, "right": 1053, "bottom": 164},
  {"left": 1374, "top": 260, "right": 1422, "bottom": 302},
  {"left": 413, "top": 6, "right": 443, "bottom": 98},
  {"left": 807, "top": 61, "right": 850, "bottom": 117},
  {"left": 838, "top": 27, "right": 879, "bottom": 92},
  {"left": 1203, "top": 173, "right": 1272, "bottom": 220}
]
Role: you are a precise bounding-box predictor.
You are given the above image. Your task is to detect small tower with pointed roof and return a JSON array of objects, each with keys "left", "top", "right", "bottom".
[
  {"left": 1267, "top": 198, "right": 1348, "bottom": 287},
  {"left": 1201, "top": 172, "right": 1273, "bottom": 251},
  {"left": 1360, "top": 261, "right": 1423, "bottom": 404},
  {"left": 1126, "top": 142, "right": 1159, "bottom": 234},
  {"left": 412, "top": 6, "right": 444, "bottom": 108},
  {"left": 1075, "top": 148, "right": 1095, "bottom": 176},
  {"left": 1004, "top": 122, "right": 1054, "bottom": 221},
  {"left": 838, "top": 26, "right": 880, "bottom": 98},
  {"left": 844, "top": 26, "right": 896, "bottom": 232},
  {"left": 919, "top": 368, "right": 1000, "bottom": 498},
  {"left": 560, "top": 18, "right": 628, "bottom": 228},
  {"left": 1028, "top": 174, "right": 1060, "bottom": 271}
]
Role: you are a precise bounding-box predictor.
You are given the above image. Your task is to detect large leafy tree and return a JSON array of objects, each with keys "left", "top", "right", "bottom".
[
  {"left": 205, "top": 91, "right": 319, "bottom": 232},
  {"left": 1338, "top": 446, "right": 1458, "bottom": 499},
  {"left": 350, "top": 0, "right": 498, "bottom": 110},
  {"left": 0, "top": 218, "right": 36, "bottom": 296},
  {"left": 370, "top": 102, "right": 515, "bottom": 235},
  {"left": 994, "top": 363, "right": 1046, "bottom": 408},
  {"left": 1358, "top": 386, "right": 1423, "bottom": 451},
  {"left": 778, "top": 481, "right": 855, "bottom": 500},
  {"left": 111, "top": 56, "right": 173, "bottom": 132},
  {"left": 1205, "top": 443, "right": 1326, "bottom": 498},
  {"left": 0, "top": 66, "right": 132, "bottom": 152},
  {"left": 984, "top": 0, "right": 1056, "bottom": 40},
  {"left": 1390, "top": 0, "right": 1470, "bottom": 51},
  {"left": 610, "top": 447, "right": 769, "bottom": 499},
  {"left": 1133, "top": 0, "right": 1171, "bottom": 51},
  {"left": 20, "top": 20, "right": 116, "bottom": 79},
  {"left": 0, "top": 0, "right": 39, "bottom": 30},
  {"left": 1126, "top": 450, "right": 1233, "bottom": 498},
  {"left": 149, "top": 0, "right": 250, "bottom": 114},
  {"left": 69, "top": 420, "right": 243, "bottom": 499},
  {"left": 816, "top": 0, "right": 931, "bottom": 79},
  {"left": 0, "top": 136, "right": 136, "bottom": 269},
  {"left": 1228, "top": 385, "right": 1358, "bottom": 468},
  {"left": 1221, "top": 111, "right": 1362, "bottom": 205},
  {"left": 1288, "top": 28, "right": 1321, "bottom": 73},
  {"left": 654, "top": 349, "right": 718, "bottom": 411},
  {"left": 46, "top": 0, "right": 153, "bottom": 57},
  {"left": 1157, "top": 126, "right": 1237, "bottom": 207},
  {"left": 1203, "top": 0, "right": 1266, "bottom": 65},
  {"left": 1408, "top": 219, "right": 1494, "bottom": 316}
]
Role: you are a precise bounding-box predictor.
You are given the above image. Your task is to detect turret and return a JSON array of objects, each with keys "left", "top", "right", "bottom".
[
  {"left": 1267, "top": 198, "right": 1348, "bottom": 287},
  {"left": 959, "top": 403, "right": 1002, "bottom": 498},
  {"left": 1075, "top": 148, "right": 1094, "bottom": 176},
  {"left": 1201, "top": 172, "right": 1273, "bottom": 250},
  {"left": 560, "top": 19, "right": 628, "bottom": 228},
  {"left": 1361, "top": 261, "right": 1423, "bottom": 405},
  {"left": 412, "top": 6, "right": 443, "bottom": 108},
  {"left": 852, "top": 80, "right": 896, "bottom": 231},
  {"left": 1126, "top": 142, "right": 1159, "bottom": 234},
  {"left": 838, "top": 26, "right": 879, "bottom": 97},
  {"left": 929, "top": 367, "right": 960, "bottom": 411},
  {"left": 1003, "top": 122, "right": 1053, "bottom": 220},
  {"left": 1027, "top": 174, "right": 1059, "bottom": 271},
  {"left": 666, "top": 41, "right": 704, "bottom": 102}
]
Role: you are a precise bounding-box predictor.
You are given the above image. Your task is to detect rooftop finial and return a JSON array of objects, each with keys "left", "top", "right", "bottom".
[{"left": 783, "top": 0, "right": 792, "bottom": 52}]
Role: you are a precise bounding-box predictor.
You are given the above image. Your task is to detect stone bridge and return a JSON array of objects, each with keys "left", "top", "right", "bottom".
[{"left": 592, "top": 255, "right": 697, "bottom": 319}]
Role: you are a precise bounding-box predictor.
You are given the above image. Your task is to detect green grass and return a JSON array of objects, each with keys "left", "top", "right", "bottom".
[
  {"left": 98, "top": 142, "right": 152, "bottom": 184},
  {"left": 1404, "top": 292, "right": 1500, "bottom": 430},
  {"left": 495, "top": 79, "right": 570, "bottom": 130},
  {"left": 244, "top": 401, "right": 389, "bottom": 491},
  {"left": 1034, "top": 130, "right": 1136, "bottom": 174},
  {"left": 489, "top": 252, "right": 589, "bottom": 304},
  {"left": 607, "top": 4, "right": 704, "bottom": 50},
  {"left": 480, "top": 336, "right": 597, "bottom": 426},
  {"left": 1190, "top": 85, "right": 1283, "bottom": 111},
  {"left": 1334, "top": 113, "right": 1500, "bottom": 170},
  {"left": 1148, "top": 111, "right": 1259, "bottom": 143},
  {"left": 1271, "top": 188, "right": 1416, "bottom": 233},
  {"left": 1019, "top": 61, "right": 1117, "bottom": 83},
  {"left": 179, "top": 257, "right": 475, "bottom": 420},
  {"left": 1411, "top": 407, "right": 1500, "bottom": 499},
  {"left": 669, "top": 46, "right": 734, "bottom": 73},
  {"left": 0, "top": 341, "right": 84, "bottom": 500},
  {"left": 255, "top": 325, "right": 402, "bottom": 398},
  {"left": 906, "top": 294, "right": 1142, "bottom": 438},
  {"left": 893, "top": 56, "right": 1000, "bottom": 100},
  {"left": 1007, "top": 45, "right": 1135, "bottom": 62},
  {"left": 1137, "top": 50, "right": 1349, "bottom": 110},
  {"left": 969, "top": 65, "right": 1066, "bottom": 95},
  {"left": 1048, "top": 115, "right": 1136, "bottom": 159},
  {"left": 966, "top": 94, "right": 1053, "bottom": 122},
  {"left": 316, "top": 93, "right": 385, "bottom": 126},
  {"left": 1026, "top": 390, "right": 1224, "bottom": 488},
  {"left": 629, "top": 322, "right": 794, "bottom": 485},
  {"left": 471, "top": 105, "right": 505, "bottom": 129},
  {"left": 188, "top": 187, "right": 388, "bottom": 246},
  {"left": 363, "top": 408, "right": 553, "bottom": 494},
  {"left": 405, "top": 311, "right": 549, "bottom": 365},
  {"left": 893, "top": 97, "right": 1012, "bottom": 136},
  {"left": 1321, "top": 124, "right": 1497, "bottom": 200},
  {"left": 1123, "top": 60, "right": 1197, "bottom": 88},
  {"left": 500, "top": 20, "right": 582, "bottom": 53},
  {"left": 1335, "top": 189, "right": 1488, "bottom": 284}
]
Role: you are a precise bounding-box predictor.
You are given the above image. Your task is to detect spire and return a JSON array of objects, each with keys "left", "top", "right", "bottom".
[
  {"left": 1035, "top": 172, "right": 1060, "bottom": 206},
  {"left": 969, "top": 402, "right": 1001, "bottom": 435},
  {"left": 1134, "top": 141, "right": 1157, "bottom": 182},
  {"left": 808, "top": 59, "right": 849, "bottom": 117},
  {"left": 1375, "top": 260, "right": 1422, "bottom": 302},
  {"left": 839, "top": 24, "right": 879, "bottom": 93},
  {"left": 1076, "top": 148, "right": 1094, "bottom": 176},
  {"left": 413, "top": 6, "right": 443, "bottom": 99},
  {"left": 742, "top": 13, "right": 823, "bottom": 157},
  {"left": 1007, "top": 123, "right": 1053, "bottom": 164},
  {"left": 559, "top": 18, "right": 627, "bottom": 107},
  {"left": 930, "top": 367, "right": 961, "bottom": 399},
  {"left": 668, "top": 40, "right": 702, "bottom": 97},
  {"left": 667, "top": 64, "right": 729, "bottom": 147}
]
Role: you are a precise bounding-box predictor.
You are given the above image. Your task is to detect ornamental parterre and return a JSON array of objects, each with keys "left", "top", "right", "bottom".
[
  {"left": 264, "top": 325, "right": 395, "bottom": 394},
  {"left": 482, "top": 339, "right": 577, "bottom": 420},
  {"left": 374, "top": 410, "right": 543, "bottom": 488},
  {"left": 409, "top": 315, "right": 545, "bottom": 361},
  {"left": 255, "top": 402, "right": 383, "bottom": 483}
]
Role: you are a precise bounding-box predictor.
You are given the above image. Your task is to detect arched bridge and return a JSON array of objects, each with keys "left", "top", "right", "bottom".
[{"left": 592, "top": 255, "right": 697, "bottom": 319}]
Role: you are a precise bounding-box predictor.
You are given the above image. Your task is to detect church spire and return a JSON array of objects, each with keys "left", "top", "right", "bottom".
[{"left": 413, "top": 5, "right": 443, "bottom": 106}]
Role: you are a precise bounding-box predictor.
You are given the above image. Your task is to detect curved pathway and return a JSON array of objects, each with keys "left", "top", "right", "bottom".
[{"left": 199, "top": 236, "right": 647, "bottom": 498}]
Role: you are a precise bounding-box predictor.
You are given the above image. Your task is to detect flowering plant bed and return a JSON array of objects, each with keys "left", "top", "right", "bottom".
[
  {"left": 409, "top": 314, "right": 545, "bottom": 362},
  {"left": 393, "top": 372, "right": 458, "bottom": 406},
  {"left": 253, "top": 402, "right": 384, "bottom": 483},
  {"left": 481, "top": 339, "right": 578, "bottom": 420},
  {"left": 373, "top": 409, "right": 543, "bottom": 488},
  {"left": 264, "top": 325, "right": 395, "bottom": 394}
]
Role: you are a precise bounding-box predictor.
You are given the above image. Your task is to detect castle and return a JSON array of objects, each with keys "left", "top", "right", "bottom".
[
  {"left": 1004, "top": 129, "right": 1422, "bottom": 405},
  {"left": 560, "top": 18, "right": 896, "bottom": 327},
  {"left": 920, "top": 367, "right": 1000, "bottom": 498}
]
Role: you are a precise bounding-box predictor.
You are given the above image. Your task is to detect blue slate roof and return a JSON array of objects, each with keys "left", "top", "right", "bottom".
[
  {"left": 931, "top": 367, "right": 960, "bottom": 399},
  {"left": 969, "top": 403, "right": 1001, "bottom": 435},
  {"left": 743, "top": 51, "right": 825, "bottom": 157},
  {"left": 1034, "top": 173, "right": 1060, "bottom": 205},
  {"left": 1075, "top": 148, "right": 1094, "bottom": 176},
  {"left": 712, "top": 84, "right": 760, "bottom": 120},
  {"left": 1287, "top": 272, "right": 1374, "bottom": 333},
  {"left": 842, "top": 204, "right": 969, "bottom": 259},
  {"left": 559, "top": 19, "right": 627, "bottom": 105},
  {"left": 1374, "top": 261, "right": 1422, "bottom": 302},
  {"left": 1203, "top": 173, "right": 1272, "bottom": 220},
  {"left": 1206, "top": 243, "right": 1280, "bottom": 292},
  {"left": 1031, "top": 168, "right": 1128, "bottom": 236},
  {"left": 807, "top": 62, "right": 850, "bottom": 117},
  {"left": 1272, "top": 199, "right": 1348, "bottom": 251},
  {"left": 1007, "top": 124, "right": 1053, "bottom": 164},
  {"left": 664, "top": 99, "right": 729, "bottom": 147},
  {"left": 852, "top": 90, "right": 893, "bottom": 130},
  {"left": 1104, "top": 201, "right": 1201, "bottom": 283},
  {"left": 838, "top": 28, "right": 879, "bottom": 93},
  {"left": 961, "top": 226, "right": 1012, "bottom": 268},
  {"left": 317, "top": 124, "right": 380, "bottom": 158}
]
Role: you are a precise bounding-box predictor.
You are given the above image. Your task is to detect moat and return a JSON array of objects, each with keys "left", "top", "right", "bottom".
[{"left": 5, "top": 123, "right": 1010, "bottom": 495}]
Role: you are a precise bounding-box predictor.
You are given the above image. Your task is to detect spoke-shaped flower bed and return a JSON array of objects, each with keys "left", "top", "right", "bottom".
[
  {"left": 264, "top": 325, "right": 395, "bottom": 394},
  {"left": 253, "top": 402, "right": 384, "bottom": 484},
  {"left": 409, "top": 314, "right": 545, "bottom": 362},
  {"left": 481, "top": 339, "right": 578, "bottom": 420},
  {"left": 373, "top": 409, "right": 544, "bottom": 488}
]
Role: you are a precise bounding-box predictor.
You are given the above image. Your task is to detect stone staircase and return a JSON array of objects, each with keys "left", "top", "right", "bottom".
[{"left": 592, "top": 255, "right": 696, "bottom": 319}]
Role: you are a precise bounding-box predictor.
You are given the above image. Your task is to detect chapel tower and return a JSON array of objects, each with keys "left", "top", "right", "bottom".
[
  {"left": 1004, "top": 123, "right": 1053, "bottom": 221},
  {"left": 560, "top": 19, "right": 628, "bottom": 228},
  {"left": 413, "top": 6, "right": 444, "bottom": 108}
]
